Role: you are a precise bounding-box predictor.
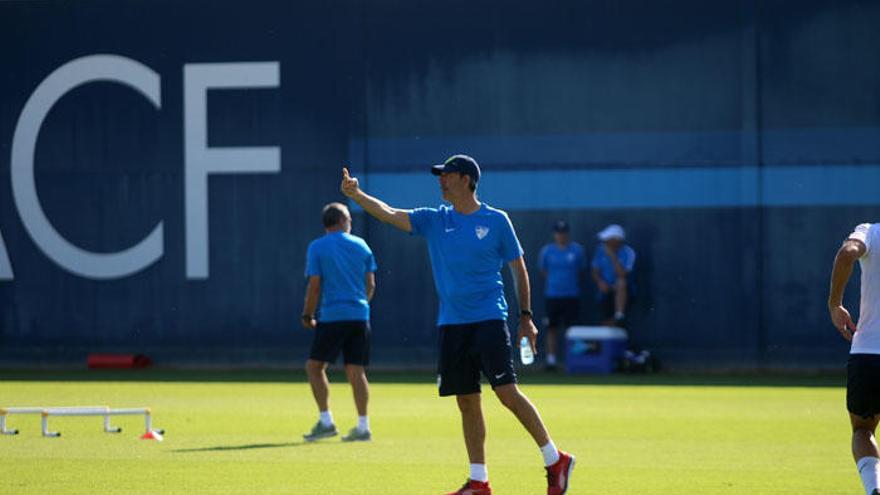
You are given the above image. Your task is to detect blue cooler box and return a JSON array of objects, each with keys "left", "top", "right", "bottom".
[{"left": 565, "top": 326, "right": 629, "bottom": 374}]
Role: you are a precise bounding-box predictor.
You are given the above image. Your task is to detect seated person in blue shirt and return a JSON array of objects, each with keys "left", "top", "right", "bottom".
[
  {"left": 538, "top": 220, "right": 586, "bottom": 370},
  {"left": 590, "top": 224, "right": 636, "bottom": 328}
]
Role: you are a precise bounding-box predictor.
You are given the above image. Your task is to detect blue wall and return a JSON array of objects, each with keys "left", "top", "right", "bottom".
[{"left": 1, "top": 0, "right": 878, "bottom": 368}]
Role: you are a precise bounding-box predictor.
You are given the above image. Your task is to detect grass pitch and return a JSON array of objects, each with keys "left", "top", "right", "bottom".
[{"left": 0, "top": 370, "right": 856, "bottom": 494}]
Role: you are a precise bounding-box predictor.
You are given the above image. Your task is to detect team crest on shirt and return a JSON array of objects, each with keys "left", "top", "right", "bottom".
[{"left": 475, "top": 226, "right": 489, "bottom": 240}]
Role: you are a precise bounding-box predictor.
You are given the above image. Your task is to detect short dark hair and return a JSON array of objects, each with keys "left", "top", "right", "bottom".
[
  {"left": 468, "top": 176, "right": 477, "bottom": 192},
  {"left": 322, "top": 202, "right": 350, "bottom": 228}
]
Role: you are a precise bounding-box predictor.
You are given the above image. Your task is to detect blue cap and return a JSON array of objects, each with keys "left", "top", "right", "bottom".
[{"left": 431, "top": 154, "right": 481, "bottom": 183}]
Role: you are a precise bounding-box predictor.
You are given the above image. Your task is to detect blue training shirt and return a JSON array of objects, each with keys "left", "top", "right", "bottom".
[
  {"left": 409, "top": 203, "right": 524, "bottom": 326},
  {"left": 305, "top": 232, "right": 377, "bottom": 322},
  {"left": 538, "top": 242, "right": 586, "bottom": 298},
  {"left": 591, "top": 244, "right": 636, "bottom": 287}
]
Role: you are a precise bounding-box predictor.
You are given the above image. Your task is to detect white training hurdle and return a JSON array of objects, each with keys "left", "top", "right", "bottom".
[{"left": 1, "top": 406, "right": 164, "bottom": 438}]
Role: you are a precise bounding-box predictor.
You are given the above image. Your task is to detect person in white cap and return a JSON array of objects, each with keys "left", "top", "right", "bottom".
[{"left": 590, "top": 224, "right": 636, "bottom": 327}]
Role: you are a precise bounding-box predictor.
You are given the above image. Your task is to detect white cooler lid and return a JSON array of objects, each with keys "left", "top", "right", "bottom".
[{"left": 565, "top": 326, "right": 628, "bottom": 340}]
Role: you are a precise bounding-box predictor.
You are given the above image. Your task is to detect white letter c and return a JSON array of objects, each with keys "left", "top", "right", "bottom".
[{"left": 10, "top": 54, "right": 163, "bottom": 279}]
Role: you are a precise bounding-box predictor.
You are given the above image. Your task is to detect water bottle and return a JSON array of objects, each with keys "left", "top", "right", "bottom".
[{"left": 520, "top": 336, "right": 535, "bottom": 365}]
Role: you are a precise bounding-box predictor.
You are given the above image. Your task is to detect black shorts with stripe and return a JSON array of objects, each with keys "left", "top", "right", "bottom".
[
  {"left": 437, "top": 319, "right": 517, "bottom": 397},
  {"left": 847, "top": 354, "right": 880, "bottom": 419},
  {"left": 309, "top": 320, "right": 370, "bottom": 366}
]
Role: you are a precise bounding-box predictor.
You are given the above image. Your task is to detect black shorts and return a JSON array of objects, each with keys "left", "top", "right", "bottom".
[
  {"left": 598, "top": 292, "right": 616, "bottom": 320},
  {"left": 437, "top": 319, "right": 517, "bottom": 397},
  {"left": 545, "top": 297, "right": 580, "bottom": 329},
  {"left": 597, "top": 292, "right": 637, "bottom": 320},
  {"left": 847, "top": 354, "right": 880, "bottom": 419},
  {"left": 309, "top": 320, "right": 370, "bottom": 366}
]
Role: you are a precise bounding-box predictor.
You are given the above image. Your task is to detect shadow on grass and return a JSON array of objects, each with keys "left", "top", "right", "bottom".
[
  {"left": 0, "top": 369, "right": 844, "bottom": 388},
  {"left": 171, "top": 441, "right": 312, "bottom": 453}
]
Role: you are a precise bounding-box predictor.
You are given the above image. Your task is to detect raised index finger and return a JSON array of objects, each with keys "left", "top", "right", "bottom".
[{"left": 342, "top": 167, "right": 350, "bottom": 179}]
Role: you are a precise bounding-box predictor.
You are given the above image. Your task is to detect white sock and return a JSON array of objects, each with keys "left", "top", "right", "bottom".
[
  {"left": 857, "top": 456, "right": 880, "bottom": 495},
  {"left": 469, "top": 463, "right": 488, "bottom": 483},
  {"left": 357, "top": 415, "right": 370, "bottom": 432},
  {"left": 547, "top": 354, "right": 557, "bottom": 366},
  {"left": 540, "top": 440, "right": 560, "bottom": 466},
  {"left": 319, "top": 410, "right": 334, "bottom": 427}
]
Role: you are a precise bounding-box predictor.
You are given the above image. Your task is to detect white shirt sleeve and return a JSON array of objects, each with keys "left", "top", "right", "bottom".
[{"left": 849, "top": 223, "right": 873, "bottom": 255}]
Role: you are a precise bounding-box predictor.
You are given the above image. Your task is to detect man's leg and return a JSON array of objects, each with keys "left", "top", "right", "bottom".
[
  {"left": 307, "top": 359, "right": 330, "bottom": 413},
  {"left": 303, "top": 359, "right": 337, "bottom": 440},
  {"left": 457, "top": 393, "right": 488, "bottom": 482},
  {"left": 494, "top": 383, "right": 575, "bottom": 494},
  {"left": 481, "top": 320, "right": 573, "bottom": 493},
  {"left": 344, "top": 364, "right": 369, "bottom": 417},
  {"left": 340, "top": 322, "right": 372, "bottom": 441},
  {"left": 599, "top": 293, "right": 616, "bottom": 327},
  {"left": 545, "top": 326, "right": 558, "bottom": 368},
  {"left": 440, "top": 324, "right": 492, "bottom": 492},
  {"left": 493, "top": 384, "right": 550, "bottom": 447},
  {"left": 544, "top": 300, "right": 559, "bottom": 369},
  {"left": 613, "top": 277, "right": 628, "bottom": 322},
  {"left": 852, "top": 413, "right": 880, "bottom": 495},
  {"left": 549, "top": 299, "right": 579, "bottom": 370},
  {"left": 304, "top": 322, "right": 345, "bottom": 441},
  {"left": 345, "top": 364, "right": 371, "bottom": 435},
  {"left": 457, "top": 393, "right": 486, "bottom": 463}
]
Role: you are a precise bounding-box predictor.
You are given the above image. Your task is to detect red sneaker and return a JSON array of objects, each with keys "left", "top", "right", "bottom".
[
  {"left": 445, "top": 479, "right": 492, "bottom": 495},
  {"left": 546, "top": 451, "right": 575, "bottom": 495}
]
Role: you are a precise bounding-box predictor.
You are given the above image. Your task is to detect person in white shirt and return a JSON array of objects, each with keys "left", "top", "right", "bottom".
[{"left": 828, "top": 223, "right": 880, "bottom": 495}]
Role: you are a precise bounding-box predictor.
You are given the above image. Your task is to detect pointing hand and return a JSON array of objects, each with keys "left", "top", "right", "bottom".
[{"left": 341, "top": 167, "right": 361, "bottom": 198}]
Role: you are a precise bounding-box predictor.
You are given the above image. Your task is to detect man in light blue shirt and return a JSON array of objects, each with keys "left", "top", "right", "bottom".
[
  {"left": 538, "top": 220, "right": 586, "bottom": 370},
  {"left": 301, "top": 202, "right": 376, "bottom": 443},
  {"left": 341, "top": 155, "right": 575, "bottom": 495},
  {"left": 407, "top": 202, "right": 524, "bottom": 326}
]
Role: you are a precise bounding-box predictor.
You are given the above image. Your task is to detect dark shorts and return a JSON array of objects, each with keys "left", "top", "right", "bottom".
[
  {"left": 309, "top": 320, "right": 370, "bottom": 366},
  {"left": 598, "top": 292, "right": 616, "bottom": 320},
  {"left": 545, "top": 297, "right": 580, "bottom": 329},
  {"left": 437, "top": 319, "right": 517, "bottom": 397},
  {"left": 847, "top": 354, "right": 880, "bottom": 419},
  {"left": 597, "top": 291, "right": 637, "bottom": 320}
]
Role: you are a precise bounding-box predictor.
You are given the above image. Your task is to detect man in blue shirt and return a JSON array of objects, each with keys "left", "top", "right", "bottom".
[
  {"left": 341, "top": 155, "right": 575, "bottom": 495},
  {"left": 538, "top": 220, "right": 586, "bottom": 370},
  {"left": 301, "top": 202, "right": 377, "bottom": 443},
  {"left": 590, "top": 224, "right": 636, "bottom": 327}
]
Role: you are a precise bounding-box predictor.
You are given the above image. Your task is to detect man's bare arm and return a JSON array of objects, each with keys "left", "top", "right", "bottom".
[
  {"left": 302, "top": 275, "right": 321, "bottom": 329},
  {"left": 509, "top": 256, "right": 538, "bottom": 353},
  {"left": 365, "top": 272, "right": 376, "bottom": 302},
  {"left": 340, "top": 168, "right": 412, "bottom": 232},
  {"left": 509, "top": 256, "right": 532, "bottom": 313},
  {"left": 828, "top": 239, "right": 866, "bottom": 341}
]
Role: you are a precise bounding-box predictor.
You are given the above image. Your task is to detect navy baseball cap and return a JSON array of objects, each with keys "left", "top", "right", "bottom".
[
  {"left": 430, "top": 154, "right": 481, "bottom": 183},
  {"left": 553, "top": 220, "right": 570, "bottom": 233}
]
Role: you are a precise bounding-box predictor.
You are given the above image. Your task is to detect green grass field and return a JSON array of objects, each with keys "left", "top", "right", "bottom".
[{"left": 0, "top": 370, "right": 860, "bottom": 494}]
